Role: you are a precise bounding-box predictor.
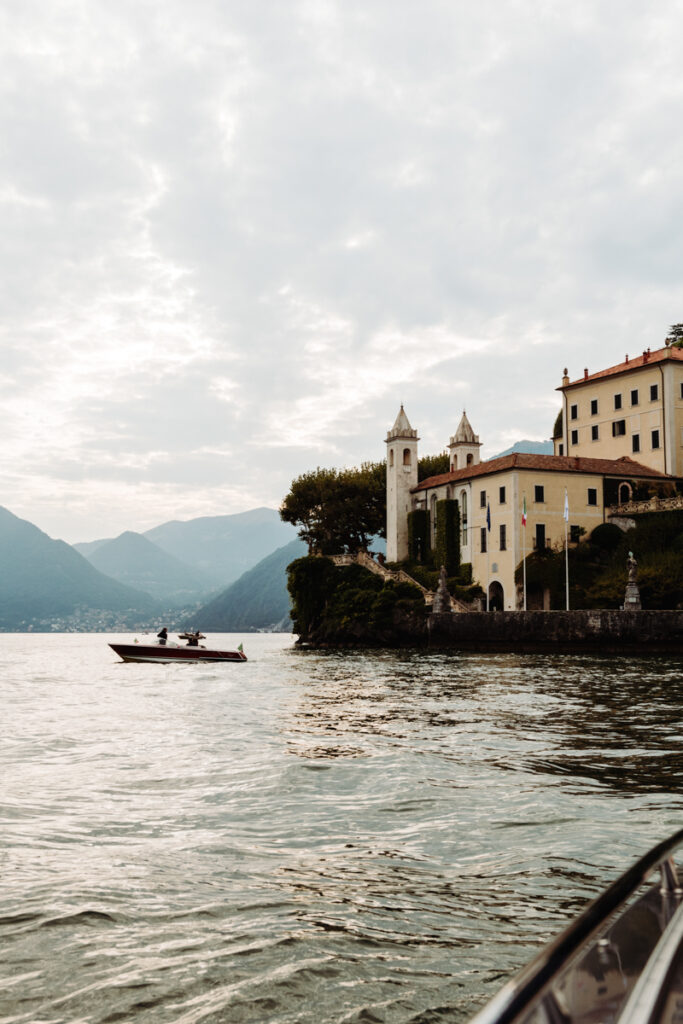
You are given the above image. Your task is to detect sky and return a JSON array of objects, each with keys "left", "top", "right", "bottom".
[{"left": 2, "top": 0, "right": 683, "bottom": 542}]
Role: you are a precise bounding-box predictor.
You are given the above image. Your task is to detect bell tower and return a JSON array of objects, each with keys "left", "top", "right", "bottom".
[
  {"left": 447, "top": 410, "right": 481, "bottom": 471},
  {"left": 386, "top": 405, "right": 419, "bottom": 562}
]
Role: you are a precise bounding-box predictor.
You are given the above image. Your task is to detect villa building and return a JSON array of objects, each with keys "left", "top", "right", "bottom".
[
  {"left": 386, "top": 346, "right": 682, "bottom": 610},
  {"left": 554, "top": 344, "right": 683, "bottom": 476}
]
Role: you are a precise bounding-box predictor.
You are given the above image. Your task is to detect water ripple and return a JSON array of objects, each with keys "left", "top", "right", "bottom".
[{"left": 0, "top": 634, "right": 681, "bottom": 1023}]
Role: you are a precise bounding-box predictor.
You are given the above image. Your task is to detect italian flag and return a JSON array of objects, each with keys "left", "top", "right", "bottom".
[{"left": 522, "top": 497, "right": 527, "bottom": 526}]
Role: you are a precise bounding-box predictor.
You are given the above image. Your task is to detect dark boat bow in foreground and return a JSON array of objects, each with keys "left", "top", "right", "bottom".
[{"left": 471, "top": 829, "right": 683, "bottom": 1024}]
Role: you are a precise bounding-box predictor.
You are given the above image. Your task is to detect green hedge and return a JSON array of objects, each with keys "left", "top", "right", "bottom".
[
  {"left": 407, "top": 509, "right": 431, "bottom": 562},
  {"left": 434, "top": 499, "right": 460, "bottom": 575}
]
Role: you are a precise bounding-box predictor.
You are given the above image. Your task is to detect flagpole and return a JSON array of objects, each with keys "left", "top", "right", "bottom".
[
  {"left": 564, "top": 489, "right": 570, "bottom": 610},
  {"left": 486, "top": 501, "right": 491, "bottom": 611},
  {"left": 523, "top": 497, "right": 527, "bottom": 611}
]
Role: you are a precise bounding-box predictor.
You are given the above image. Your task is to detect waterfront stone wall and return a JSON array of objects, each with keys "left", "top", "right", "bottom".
[{"left": 427, "top": 609, "right": 683, "bottom": 652}]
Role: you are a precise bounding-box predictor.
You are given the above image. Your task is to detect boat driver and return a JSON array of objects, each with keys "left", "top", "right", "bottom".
[{"left": 157, "top": 627, "right": 168, "bottom": 646}]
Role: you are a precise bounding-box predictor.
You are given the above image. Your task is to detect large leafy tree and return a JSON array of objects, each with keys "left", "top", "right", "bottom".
[
  {"left": 281, "top": 453, "right": 451, "bottom": 554},
  {"left": 280, "top": 462, "right": 386, "bottom": 554}
]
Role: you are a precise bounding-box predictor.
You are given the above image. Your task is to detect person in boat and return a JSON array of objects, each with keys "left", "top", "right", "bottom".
[
  {"left": 179, "top": 631, "right": 205, "bottom": 647},
  {"left": 157, "top": 627, "right": 168, "bottom": 646}
]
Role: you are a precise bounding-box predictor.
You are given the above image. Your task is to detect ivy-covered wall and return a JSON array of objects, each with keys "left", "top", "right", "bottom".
[
  {"left": 407, "top": 509, "right": 430, "bottom": 563},
  {"left": 434, "top": 499, "right": 460, "bottom": 575}
]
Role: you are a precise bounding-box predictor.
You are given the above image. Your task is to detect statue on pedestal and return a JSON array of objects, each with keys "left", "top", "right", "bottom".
[
  {"left": 624, "top": 550, "right": 641, "bottom": 610},
  {"left": 431, "top": 565, "right": 453, "bottom": 615}
]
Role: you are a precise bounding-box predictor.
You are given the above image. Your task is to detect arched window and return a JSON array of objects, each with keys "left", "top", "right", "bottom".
[
  {"left": 452, "top": 455, "right": 458, "bottom": 470},
  {"left": 389, "top": 449, "right": 394, "bottom": 467},
  {"left": 618, "top": 482, "right": 632, "bottom": 505},
  {"left": 466, "top": 453, "right": 473, "bottom": 466},
  {"left": 403, "top": 448, "right": 411, "bottom": 466},
  {"left": 430, "top": 493, "right": 438, "bottom": 544},
  {"left": 461, "top": 490, "right": 468, "bottom": 545}
]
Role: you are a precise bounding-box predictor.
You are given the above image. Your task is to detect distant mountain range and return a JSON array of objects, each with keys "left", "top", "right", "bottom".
[
  {"left": 0, "top": 506, "right": 160, "bottom": 631},
  {"left": 81, "top": 531, "right": 217, "bottom": 606},
  {"left": 76, "top": 507, "right": 297, "bottom": 589},
  {"left": 187, "top": 538, "right": 307, "bottom": 633}
]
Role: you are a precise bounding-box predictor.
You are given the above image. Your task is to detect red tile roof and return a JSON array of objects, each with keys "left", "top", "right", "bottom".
[
  {"left": 559, "top": 346, "right": 683, "bottom": 389},
  {"left": 413, "top": 452, "right": 670, "bottom": 492}
]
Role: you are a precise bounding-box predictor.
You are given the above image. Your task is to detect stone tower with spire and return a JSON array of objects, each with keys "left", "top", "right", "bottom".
[
  {"left": 386, "top": 405, "right": 419, "bottom": 562},
  {"left": 448, "top": 411, "right": 481, "bottom": 471}
]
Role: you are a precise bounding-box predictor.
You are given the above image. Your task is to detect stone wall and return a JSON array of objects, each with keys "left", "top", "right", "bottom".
[{"left": 427, "top": 609, "right": 683, "bottom": 652}]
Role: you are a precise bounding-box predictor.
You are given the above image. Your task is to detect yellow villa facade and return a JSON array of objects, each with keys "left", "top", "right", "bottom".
[
  {"left": 385, "top": 346, "right": 683, "bottom": 610},
  {"left": 411, "top": 451, "right": 668, "bottom": 610},
  {"left": 554, "top": 344, "right": 683, "bottom": 477}
]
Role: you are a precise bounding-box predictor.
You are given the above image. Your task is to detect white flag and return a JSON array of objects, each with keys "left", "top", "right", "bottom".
[{"left": 563, "top": 490, "right": 569, "bottom": 522}]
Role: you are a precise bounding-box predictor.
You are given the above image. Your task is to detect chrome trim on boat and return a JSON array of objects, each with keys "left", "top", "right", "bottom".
[{"left": 469, "top": 829, "right": 683, "bottom": 1024}]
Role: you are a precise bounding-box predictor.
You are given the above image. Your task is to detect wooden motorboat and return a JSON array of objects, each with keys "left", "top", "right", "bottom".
[
  {"left": 109, "top": 637, "right": 247, "bottom": 663},
  {"left": 470, "top": 828, "right": 683, "bottom": 1024}
]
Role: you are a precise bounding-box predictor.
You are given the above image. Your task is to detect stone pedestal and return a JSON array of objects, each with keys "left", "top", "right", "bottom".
[
  {"left": 624, "top": 582, "right": 641, "bottom": 610},
  {"left": 431, "top": 566, "right": 453, "bottom": 616}
]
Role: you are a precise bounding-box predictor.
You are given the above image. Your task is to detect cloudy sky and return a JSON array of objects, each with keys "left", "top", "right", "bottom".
[{"left": 2, "top": 0, "right": 683, "bottom": 542}]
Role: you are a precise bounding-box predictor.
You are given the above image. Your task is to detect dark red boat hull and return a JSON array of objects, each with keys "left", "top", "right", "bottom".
[{"left": 109, "top": 643, "right": 247, "bottom": 664}]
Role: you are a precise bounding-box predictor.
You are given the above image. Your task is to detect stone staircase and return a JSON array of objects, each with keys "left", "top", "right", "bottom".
[{"left": 330, "top": 550, "right": 472, "bottom": 613}]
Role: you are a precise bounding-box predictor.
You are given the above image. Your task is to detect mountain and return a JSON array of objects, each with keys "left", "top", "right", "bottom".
[
  {"left": 0, "top": 507, "right": 160, "bottom": 630},
  {"left": 143, "top": 507, "right": 298, "bottom": 587},
  {"left": 82, "top": 531, "right": 217, "bottom": 606},
  {"left": 187, "top": 538, "right": 307, "bottom": 632},
  {"left": 492, "top": 439, "right": 554, "bottom": 458}
]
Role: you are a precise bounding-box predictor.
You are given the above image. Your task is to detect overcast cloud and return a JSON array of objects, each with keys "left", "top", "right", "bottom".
[{"left": 2, "top": 0, "right": 682, "bottom": 541}]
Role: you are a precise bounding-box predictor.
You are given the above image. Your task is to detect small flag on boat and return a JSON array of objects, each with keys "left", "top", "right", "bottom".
[
  {"left": 237, "top": 643, "right": 243, "bottom": 653},
  {"left": 486, "top": 502, "right": 491, "bottom": 532},
  {"left": 521, "top": 496, "right": 527, "bottom": 526},
  {"left": 563, "top": 489, "right": 569, "bottom": 522}
]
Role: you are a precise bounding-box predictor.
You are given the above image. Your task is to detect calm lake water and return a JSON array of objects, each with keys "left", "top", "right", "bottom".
[{"left": 1, "top": 633, "right": 681, "bottom": 1024}]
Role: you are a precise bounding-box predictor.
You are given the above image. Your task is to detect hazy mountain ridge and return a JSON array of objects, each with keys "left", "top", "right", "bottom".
[
  {"left": 83, "top": 531, "right": 218, "bottom": 606},
  {"left": 144, "top": 507, "right": 298, "bottom": 586},
  {"left": 188, "top": 538, "right": 307, "bottom": 632},
  {"left": 0, "top": 507, "right": 160, "bottom": 631}
]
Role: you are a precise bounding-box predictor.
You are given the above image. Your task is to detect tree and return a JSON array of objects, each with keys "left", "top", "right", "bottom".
[
  {"left": 280, "top": 462, "right": 386, "bottom": 554},
  {"left": 281, "top": 452, "right": 452, "bottom": 554},
  {"left": 553, "top": 409, "right": 563, "bottom": 439},
  {"left": 417, "top": 452, "right": 450, "bottom": 481},
  {"left": 668, "top": 324, "right": 683, "bottom": 348}
]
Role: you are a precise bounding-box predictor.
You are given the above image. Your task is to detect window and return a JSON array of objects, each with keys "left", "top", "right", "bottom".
[
  {"left": 571, "top": 429, "right": 578, "bottom": 445},
  {"left": 680, "top": 382, "right": 683, "bottom": 400},
  {"left": 632, "top": 434, "right": 640, "bottom": 453},
  {"left": 590, "top": 398, "right": 598, "bottom": 415},
  {"left": 389, "top": 449, "right": 394, "bottom": 467},
  {"left": 650, "top": 384, "right": 659, "bottom": 401},
  {"left": 570, "top": 404, "right": 578, "bottom": 420},
  {"left": 612, "top": 420, "right": 626, "bottom": 437},
  {"left": 630, "top": 388, "right": 639, "bottom": 406},
  {"left": 570, "top": 525, "right": 581, "bottom": 543},
  {"left": 558, "top": 443, "right": 564, "bottom": 455},
  {"left": 499, "top": 486, "right": 506, "bottom": 504},
  {"left": 534, "top": 485, "right": 544, "bottom": 502},
  {"left": 480, "top": 490, "right": 486, "bottom": 508},
  {"left": 499, "top": 524, "right": 507, "bottom": 550},
  {"left": 587, "top": 488, "right": 598, "bottom": 506},
  {"left": 480, "top": 527, "right": 487, "bottom": 553},
  {"left": 652, "top": 429, "right": 660, "bottom": 449},
  {"left": 591, "top": 425, "right": 599, "bottom": 441},
  {"left": 535, "top": 524, "right": 546, "bottom": 550},
  {"left": 402, "top": 448, "right": 411, "bottom": 466},
  {"left": 614, "top": 394, "right": 622, "bottom": 410},
  {"left": 461, "top": 491, "right": 467, "bottom": 545}
]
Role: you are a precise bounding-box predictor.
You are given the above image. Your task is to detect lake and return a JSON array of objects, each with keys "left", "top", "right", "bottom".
[{"left": 1, "top": 632, "right": 681, "bottom": 1023}]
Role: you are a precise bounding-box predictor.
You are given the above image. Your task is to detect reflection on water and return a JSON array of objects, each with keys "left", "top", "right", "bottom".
[{"left": 0, "top": 635, "right": 681, "bottom": 1024}]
